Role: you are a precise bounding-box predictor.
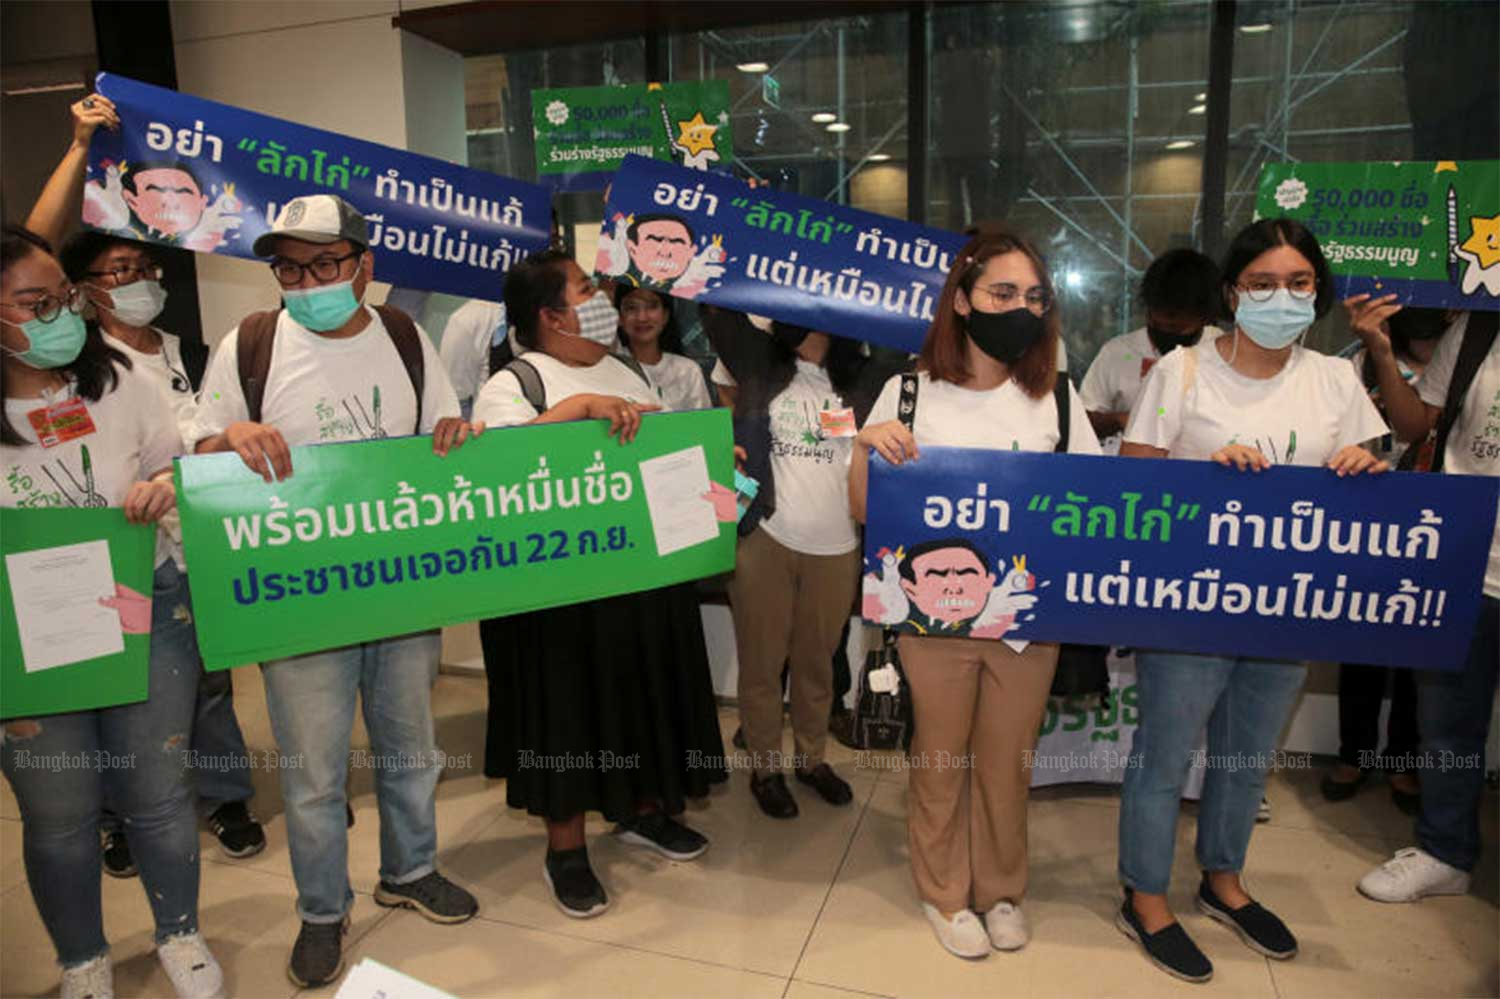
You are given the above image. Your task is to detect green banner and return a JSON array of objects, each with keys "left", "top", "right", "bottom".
[
  {"left": 1, "top": 508, "right": 155, "bottom": 719},
  {"left": 532, "top": 80, "right": 733, "bottom": 190},
  {"left": 176, "top": 410, "right": 736, "bottom": 670},
  {"left": 1255, "top": 159, "right": 1500, "bottom": 311}
]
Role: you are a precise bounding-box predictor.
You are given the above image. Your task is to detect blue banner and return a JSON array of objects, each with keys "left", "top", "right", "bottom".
[
  {"left": 595, "top": 155, "right": 967, "bottom": 353},
  {"left": 85, "top": 74, "right": 551, "bottom": 302},
  {"left": 862, "top": 448, "right": 1499, "bottom": 670}
]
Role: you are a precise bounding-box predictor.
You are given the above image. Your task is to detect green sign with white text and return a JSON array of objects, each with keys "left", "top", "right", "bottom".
[{"left": 176, "top": 411, "right": 736, "bottom": 670}]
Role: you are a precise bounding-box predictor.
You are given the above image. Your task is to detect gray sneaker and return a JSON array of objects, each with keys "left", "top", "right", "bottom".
[
  {"left": 287, "top": 917, "right": 347, "bottom": 988},
  {"left": 374, "top": 871, "right": 479, "bottom": 924}
]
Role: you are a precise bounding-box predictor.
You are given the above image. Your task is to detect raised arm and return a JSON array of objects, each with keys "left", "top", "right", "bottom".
[{"left": 25, "top": 94, "right": 119, "bottom": 247}]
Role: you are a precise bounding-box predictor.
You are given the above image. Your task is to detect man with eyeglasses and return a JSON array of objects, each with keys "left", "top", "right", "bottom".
[{"left": 189, "top": 194, "right": 477, "bottom": 988}]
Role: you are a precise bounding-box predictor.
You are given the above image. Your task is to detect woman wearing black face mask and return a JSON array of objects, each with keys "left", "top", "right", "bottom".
[
  {"left": 849, "top": 225, "right": 1101, "bottom": 960},
  {"left": 1080, "top": 249, "right": 1222, "bottom": 451}
]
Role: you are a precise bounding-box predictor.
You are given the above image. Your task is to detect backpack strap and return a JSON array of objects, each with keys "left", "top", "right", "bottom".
[
  {"left": 235, "top": 310, "right": 281, "bottom": 425},
  {"left": 372, "top": 304, "right": 426, "bottom": 433},
  {"left": 897, "top": 372, "right": 919, "bottom": 431},
  {"left": 1052, "top": 375, "right": 1071, "bottom": 453},
  {"left": 1429, "top": 311, "right": 1499, "bottom": 473},
  {"left": 503, "top": 357, "right": 548, "bottom": 414},
  {"left": 611, "top": 351, "right": 654, "bottom": 390}
]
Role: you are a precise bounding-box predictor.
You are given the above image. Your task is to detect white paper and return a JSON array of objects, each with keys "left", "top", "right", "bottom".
[
  {"left": 5, "top": 540, "right": 123, "bottom": 673},
  {"left": 637, "top": 445, "right": 718, "bottom": 557},
  {"left": 334, "top": 958, "right": 456, "bottom": 999}
]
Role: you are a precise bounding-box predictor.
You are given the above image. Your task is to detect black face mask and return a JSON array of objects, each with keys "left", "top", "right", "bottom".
[
  {"left": 966, "top": 307, "right": 1046, "bottom": 365},
  {"left": 772, "top": 326, "right": 810, "bottom": 353},
  {"left": 1147, "top": 324, "right": 1203, "bottom": 356}
]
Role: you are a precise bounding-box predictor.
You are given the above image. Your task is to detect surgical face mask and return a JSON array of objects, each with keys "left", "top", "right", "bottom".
[
  {"left": 99, "top": 279, "right": 167, "bottom": 327},
  {"left": 573, "top": 290, "right": 619, "bottom": 346},
  {"left": 966, "top": 306, "right": 1046, "bottom": 365},
  {"left": 282, "top": 265, "right": 364, "bottom": 332},
  {"left": 1234, "top": 289, "right": 1315, "bottom": 349},
  {"left": 1, "top": 310, "right": 87, "bottom": 369}
]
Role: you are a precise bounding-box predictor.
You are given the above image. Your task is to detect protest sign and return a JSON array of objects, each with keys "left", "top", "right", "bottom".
[
  {"left": 1257, "top": 160, "right": 1500, "bottom": 311},
  {"left": 86, "top": 73, "right": 551, "bottom": 301},
  {"left": 176, "top": 411, "right": 736, "bottom": 670},
  {"left": 1, "top": 508, "right": 155, "bottom": 718},
  {"left": 532, "top": 81, "right": 733, "bottom": 191},
  {"left": 596, "top": 154, "right": 967, "bottom": 353},
  {"left": 862, "top": 448, "right": 1498, "bottom": 670}
]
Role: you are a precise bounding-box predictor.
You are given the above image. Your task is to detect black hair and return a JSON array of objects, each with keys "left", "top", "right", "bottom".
[
  {"left": 59, "top": 230, "right": 154, "bottom": 284},
  {"left": 1221, "top": 218, "right": 1336, "bottom": 319},
  {"left": 502, "top": 249, "right": 573, "bottom": 350},
  {"left": 613, "top": 284, "right": 685, "bottom": 355},
  {"left": 1360, "top": 306, "right": 1448, "bottom": 390},
  {"left": 1, "top": 226, "right": 129, "bottom": 446},
  {"left": 896, "top": 538, "right": 991, "bottom": 583},
  {"left": 121, "top": 160, "right": 204, "bottom": 195},
  {"left": 626, "top": 213, "right": 696, "bottom": 245},
  {"left": 1140, "top": 248, "right": 1222, "bottom": 320}
]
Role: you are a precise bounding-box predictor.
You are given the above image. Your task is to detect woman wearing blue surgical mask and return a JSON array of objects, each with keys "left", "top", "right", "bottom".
[
  {"left": 470, "top": 251, "right": 728, "bottom": 920},
  {"left": 0, "top": 227, "right": 225, "bottom": 999},
  {"left": 1113, "top": 218, "right": 1389, "bottom": 983}
]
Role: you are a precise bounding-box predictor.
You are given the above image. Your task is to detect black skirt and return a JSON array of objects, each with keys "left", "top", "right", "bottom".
[{"left": 479, "top": 582, "right": 728, "bottom": 823}]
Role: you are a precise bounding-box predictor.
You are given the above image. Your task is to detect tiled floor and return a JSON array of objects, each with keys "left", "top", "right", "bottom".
[{"left": 2, "top": 669, "right": 1496, "bottom": 998}]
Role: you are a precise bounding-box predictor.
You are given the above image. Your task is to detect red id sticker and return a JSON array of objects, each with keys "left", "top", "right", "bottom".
[
  {"left": 818, "top": 407, "right": 857, "bottom": 438},
  {"left": 25, "top": 397, "right": 97, "bottom": 448}
]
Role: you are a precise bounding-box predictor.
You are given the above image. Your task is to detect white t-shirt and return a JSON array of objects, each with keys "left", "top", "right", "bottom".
[
  {"left": 2, "top": 366, "right": 183, "bottom": 567},
  {"left": 710, "top": 358, "right": 737, "bottom": 388},
  {"left": 440, "top": 299, "right": 510, "bottom": 404},
  {"left": 472, "top": 350, "right": 663, "bottom": 428},
  {"left": 104, "top": 328, "right": 197, "bottom": 445},
  {"left": 866, "top": 371, "right": 1103, "bottom": 455},
  {"left": 191, "top": 306, "right": 459, "bottom": 448},
  {"left": 1124, "top": 339, "right": 1387, "bottom": 466},
  {"left": 641, "top": 353, "right": 712, "bottom": 412},
  {"left": 759, "top": 361, "right": 859, "bottom": 556},
  {"left": 1418, "top": 313, "right": 1500, "bottom": 597}
]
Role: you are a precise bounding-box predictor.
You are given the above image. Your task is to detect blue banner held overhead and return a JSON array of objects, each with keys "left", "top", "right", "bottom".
[
  {"left": 86, "top": 74, "right": 551, "bottom": 302},
  {"left": 596, "top": 155, "right": 968, "bottom": 353},
  {"left": 862, "top": 448, "right": 1498, "bottom": 671}
]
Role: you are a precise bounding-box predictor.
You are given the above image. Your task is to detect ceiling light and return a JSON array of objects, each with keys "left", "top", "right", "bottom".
[
  {"left": 811, "top": 112, "right": 837, "bottom": 123},
  {"left": 825, "top": 122, "right": 852, "bottom": 133},
  {"left": 1194, "top": 92, "right": 1207, "bottom": 101},
  {"left": 735, "top": 61, "right": 770, "bottom": 73},
  {"left": 867, "top": 153, "right": 892, "bottom": 162},
  {"left": 1239, "top": 22, "right": 1272, "bottom": 33},
  {"left": 1188, "top": 103, "right": 1207, "bottom": 115},
  {"left": 1166, "top": 139, "right": 1195, "bottom": 150}
]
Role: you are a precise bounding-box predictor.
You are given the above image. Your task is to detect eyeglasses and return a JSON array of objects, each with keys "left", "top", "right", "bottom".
[
  {"left": 973, "top": 282, "right": 1053, "bottom": 316},
  {"left": 1237, "top": 277, "right": 1317, "bottom": 302},
  {"left": 85, "top": 262, "right": 164, "bottom": 285},
  {"left": 269, "top": 251, "right": 361, "bottom": 287},
  {"left": 0, "top": 285, "right": 85, "bottom": 323}
]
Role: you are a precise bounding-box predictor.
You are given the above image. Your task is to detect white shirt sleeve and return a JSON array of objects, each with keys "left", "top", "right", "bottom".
[
  {"left": 1122, "top": 349, "right": 1185, "bottom": 452},
  {"left": 1417, "top": 313, "right": 1468, "bottom": 409},
  {"left": 135, "top": 374, "right": 187, "bottom": 477},
  {"left": 187, "top": 325, "right": 251, "bottom": 448},
  {"left": 439, "top": 301, "right": 500, "bottom": 403},
  {"left": 472, "top": 370, "right": 540, "bottom": 428},
  {"left": 710, "top": 358, "right": 737, "bottom": 388},
  {"left": 1333, "top": 361, "right": 1395, "bottom": 451},
  {"left": 863, "top": 374, "right": 901, "bottom": 428},
  {"left": 1078, "top": 342, "right": 1117, "bottom": 412},
  {"left": 1064, "top": 381, "right": 1104, "bottom": 455},
  {"left": 684, "top": 359, "right": 713, "bottom": 411},
  {"left": 415, "top": 323, "right": 461, "bottom": 432}
]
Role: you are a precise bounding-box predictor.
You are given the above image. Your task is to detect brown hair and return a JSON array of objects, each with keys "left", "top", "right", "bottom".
[{"left": 918, "top": 223, "right": 1059, "bottom": 400}]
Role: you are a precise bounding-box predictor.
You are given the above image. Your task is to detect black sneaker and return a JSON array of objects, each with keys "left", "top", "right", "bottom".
[
  {"left": 796, "top": 763, "right": 854, "bottom": 806},
  {"left": 732, "top": 726, "right": 747, "bottom": 750},
  {"left": 1196, "top": 875, "right": 1297, "bottom": 959},
  {"left": 287, "top": 916, "right": 348, "bottom": 987},
  {"left": 543, "top": 847, "right": 609, "bottom": 919},
  {"left": 829, "top": 708, "right": 858, "bottom": 749},
  {"left": 750, "top": 773, "right": 799, "bottom": 819},
  {"left": 1115, "top": 890, "right": 1213, "bottom": 983},
  {"left": 102, "top": 828, "right": 137, "bottom": 879},
  {"left": 207, "top": 801, "right": 266, "bottom": 859},
  {"left": 346, "top": 803, "right": 355, "bottom": 828},
  {"left": 374, "top": 871, "right": 479, "bottom": 924},
  {"left": 1319, "top": 769, "right": 1367, "bottom": 802},
  {"left": 615, "top": 811, "right": 709, "bottom": 861}
]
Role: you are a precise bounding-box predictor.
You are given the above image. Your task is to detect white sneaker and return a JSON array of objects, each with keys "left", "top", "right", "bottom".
[
  {"left": 156, "top": 931, "right": 226, "bottom": 999},
  {"left": 60, "top": 954, "right": 113, "bottom": 999},
  {"left": 1358, "top": 847, "right": 1470, "bottom": 903},
  {"left": 921, "top": 903, "right": 991, "bottom": 959},
  {"left": 984, "top": 900, "right": 1031, "bottom": 951},
  {"left": 1256, "top": 796, "right": 1271, "bottom": 823}
]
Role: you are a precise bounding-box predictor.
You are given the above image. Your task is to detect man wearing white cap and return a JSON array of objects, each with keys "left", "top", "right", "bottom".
[{"left": 191, "top": 194, "right": 478, "bottom": 988}]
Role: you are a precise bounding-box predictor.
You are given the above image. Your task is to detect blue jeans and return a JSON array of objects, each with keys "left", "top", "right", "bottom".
[
  {"left": 1, "top": 561, "right": 201, "bottom": 967},
  {"left": 1416, "top": 596, "right": 1499, "bottom": 872},
  {"left": 1119, "top": 651, "right": 1306, "bottom": 894},
  {"left": 260, "top": 631, "right": 442, "bottom": 923},
  {"left": 192, "top": 664, "right": 255, "bottom": 811}
]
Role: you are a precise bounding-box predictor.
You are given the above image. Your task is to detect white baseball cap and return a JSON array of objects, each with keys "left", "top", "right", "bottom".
[{"left": 253, "top": 194, "right": 369, "bottom": 257}]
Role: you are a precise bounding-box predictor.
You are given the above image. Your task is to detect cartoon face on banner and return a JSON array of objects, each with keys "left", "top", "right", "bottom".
[
  {"left": 863, "top": 538, "right": 1042, "bottom": 639},
  {"left": 85, "top": 158, "right": 243, "bottom": 252},
  {"left": 596, "top": 209, "right": 726, "bottom": 300}
]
